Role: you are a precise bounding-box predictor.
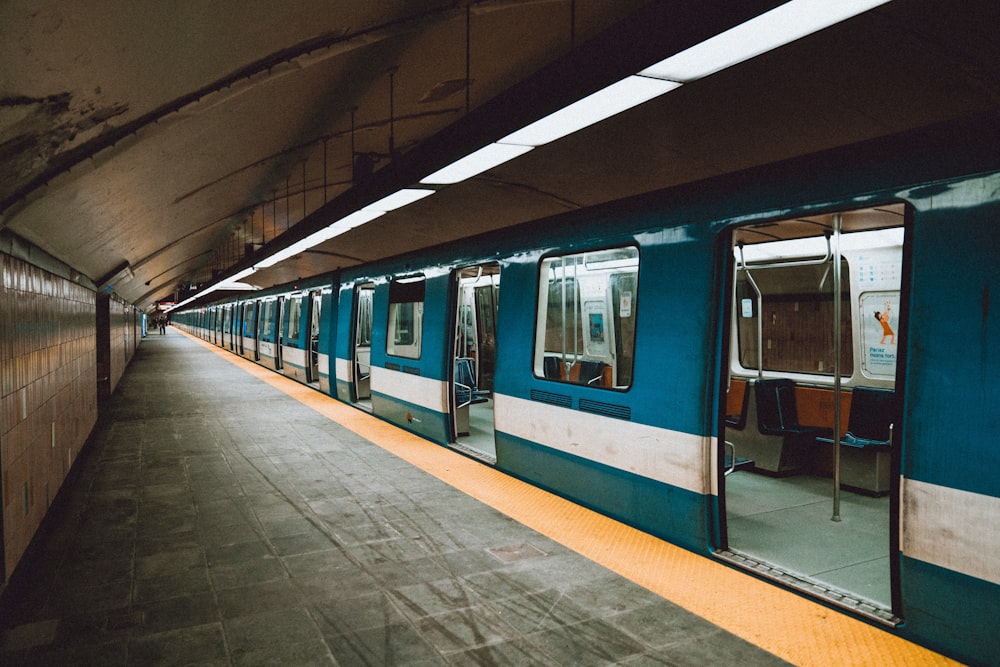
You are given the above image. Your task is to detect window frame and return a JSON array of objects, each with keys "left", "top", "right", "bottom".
[
  {"left": 532, "top": 245, "right": 640, "bottom": 391},
  {"left": 386, "top": 276, "right": 425, "bottom": 360}
]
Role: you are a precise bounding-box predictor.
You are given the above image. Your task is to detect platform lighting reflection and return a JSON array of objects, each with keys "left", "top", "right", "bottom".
[{"left": 189, "top": 0, "right": 891, "bottom": 298}]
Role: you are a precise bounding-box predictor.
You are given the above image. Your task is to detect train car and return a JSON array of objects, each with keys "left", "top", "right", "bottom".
[
  {"left": 174, "top": 274, "right": 338, "bottom": 392},
  {"left": 174, "top": 113, "right": 1000, "bottom": 667}
]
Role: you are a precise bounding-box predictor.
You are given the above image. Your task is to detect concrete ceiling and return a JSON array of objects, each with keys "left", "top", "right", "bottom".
[{"left": 2, "top": 0, "right": 999, "bottom": 311}]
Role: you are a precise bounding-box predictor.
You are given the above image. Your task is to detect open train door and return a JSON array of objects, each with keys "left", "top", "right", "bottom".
[
  {"left": 716, "top": 204, "right": 906, "bottom": 626},
  {"left": 449, "top": 263, "right": 499, "bottom": 463},
  {"left": 307, "top": 290, "right": 321, "bottom": 385},
  {"left": 350, "top": 283, "right": 374, "bottom": 409}
]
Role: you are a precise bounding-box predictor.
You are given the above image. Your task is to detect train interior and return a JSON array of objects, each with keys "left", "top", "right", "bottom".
[
  {"left": 719, "top": 204, "right": 905, "bottom": 623},
  {"left": 451, "top": 263, "right": 500, "bottom": 462}
]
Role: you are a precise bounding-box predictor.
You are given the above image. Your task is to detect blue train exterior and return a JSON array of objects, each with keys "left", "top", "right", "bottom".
[{"left": 172, "top": 113, "right": 1000, "bottom": 667}]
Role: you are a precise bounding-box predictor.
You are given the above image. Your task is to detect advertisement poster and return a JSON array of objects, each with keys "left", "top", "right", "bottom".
[{"left": 860, "top": 291, "right": 899, "bottom": 378}]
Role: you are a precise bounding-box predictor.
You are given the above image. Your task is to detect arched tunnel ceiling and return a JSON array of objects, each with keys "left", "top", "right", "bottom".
[{"left": 2, "top": 0, "right": 999, "bottom": 310}]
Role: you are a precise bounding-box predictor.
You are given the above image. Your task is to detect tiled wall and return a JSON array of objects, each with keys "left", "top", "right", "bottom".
[
  {"left": 110, "top": 294, "right": 139, "bottom": 395},
  {"left": 1, "top": 253, "right": 98, "bottom": 580}
]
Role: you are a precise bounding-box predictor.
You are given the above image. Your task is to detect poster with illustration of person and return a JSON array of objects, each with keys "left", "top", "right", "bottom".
[{"left": 860, "top": 291, "right": 900, "bottom": 378}]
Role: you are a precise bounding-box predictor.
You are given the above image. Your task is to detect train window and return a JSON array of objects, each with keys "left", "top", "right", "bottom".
[
  {"left": 287, "top": 297, "right": 302, "bottom": 340},
  {"left": 732, "top": 206, "right": 905, "bottom": 377},
  {"left": 262, "top": 300, "right": 274, "bottom": 337},
  {"left": 735, "top": 260, "right": 853, "bottom": 375},
  {"left": 355, "top": 285, "right": 374, "bottom": 346},
  {"left": 387, "top": 276, "right": 424, "bottom": 359},
  {"left": 534, "top": 247, "right": 638, "bottom": 389}
]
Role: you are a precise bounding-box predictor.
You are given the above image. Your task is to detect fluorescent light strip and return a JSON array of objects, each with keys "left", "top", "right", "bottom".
[
  {"left": 223, "top": 267, "right": 256, "bottom": 284},
  {"left": 362, "top": 188, "right": 436, "bottom": 212},
  {"left": 194, "top": 0, "right": 892, "bottom": 300},
  {"left": 498, "top": 76, "right": 681, "bottom": 148},
  {"left": 319, "top": 209, "right": 387, "bottom": 238},
  {"left": 421, "top": 143, "right": 534, "bottom": 184},
  {"left": 640, "top": 0, "right": 893, "bottom": 83},
  {"left": 255, "top": 210, "right": 389, "bottom": 268}
]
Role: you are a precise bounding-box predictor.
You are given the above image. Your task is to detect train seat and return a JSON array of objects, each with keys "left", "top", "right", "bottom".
[
  {"left": 543, "top": 356, "right": 561, "bottom": 380},
  {"left": 818, "top": 387, "right": 894, "bottom": 449},
  {"left": 541, "top": 356, "right": 610, "bottom": 387},
  {"left": 755, "top": 379, "right": 831, "bottom": 441},
  {"left": 725, "top": 379, "right": 750, "bottom": 429},
  {"left": 572, "top": 360, "right": 607, "bottom": 386},
  {"left": 455, "top": 357, "right": 490, "bottom": 405},
  {"left": 816, "top": 387, "right": 894, "bottom": 494}
]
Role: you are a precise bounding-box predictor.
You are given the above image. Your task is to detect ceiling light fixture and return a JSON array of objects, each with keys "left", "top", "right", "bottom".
[
  {"left": 497, "top": 76, "right": 681, "bottom": 148},
  {"left": 639, "top": 0, "right": 893, "bottom": 83},
  {"left": 421, "top": 143, "right": 534, "bottom": 184},
  {"left": 255, "top": 210, "right": 388, "bottom": 268},
  {"left": 167, "top": 266, "right": 259, "bottom": 311},
  {"left": 362, "top": 188, "right": 436, "bottom": 213},
  {"left": 194, "top": 0, "right": 892, "bottom": 295}
]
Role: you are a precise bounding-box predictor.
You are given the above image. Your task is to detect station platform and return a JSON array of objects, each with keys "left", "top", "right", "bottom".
[{"left": 0, "top": 330, "right": 961, "bottom": 666}]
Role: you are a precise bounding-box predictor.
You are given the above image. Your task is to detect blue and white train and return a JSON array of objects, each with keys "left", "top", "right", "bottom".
[{"left": 172, "top": 112, "right": 1000, "bottom": 667}]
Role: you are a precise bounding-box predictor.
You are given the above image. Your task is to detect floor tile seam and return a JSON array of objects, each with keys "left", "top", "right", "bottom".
[
  {"left": 809, "top": 554, "right": 893, "bottom": 579},
  {"left": 174, "top": 331, "right": 957, "bottom": 667},
  {"left": 203, "top": 410, "right": 459, "bottom": 648},
  {"left": 175, "top": 334, "right": 807, "bottom": 660},
  {"left": 292, "top": 603, "right": 363, "bottom": 664}
]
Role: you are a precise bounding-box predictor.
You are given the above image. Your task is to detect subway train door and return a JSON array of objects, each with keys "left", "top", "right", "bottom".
[
  {"left": 236, "top": 304, "right": 245, "bottom": 355},
  {"left": 717, "top": 205, "right": 905, "bottom": 624},
  {"left": 307, "top": 290, "right": 321, "bottom": 385},
  {"left": 449, "top": 263, "right": 499, "bottom": 463},
  {"left": 221, "top": 305, "right": 231, "bottom": 349},
  {"left": 351, "top": 283, "right": 374, "bottom": 409},
  {"left": 274, "top": 296, "right": 284, "bottom": 370},
  {"left": 251, "top": 301, "right": 261, "bottom": 361}
]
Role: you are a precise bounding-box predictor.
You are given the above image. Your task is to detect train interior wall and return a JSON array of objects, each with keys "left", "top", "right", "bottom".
[{"left": 0, "top": 246, "right": 141, "bottom": 583}]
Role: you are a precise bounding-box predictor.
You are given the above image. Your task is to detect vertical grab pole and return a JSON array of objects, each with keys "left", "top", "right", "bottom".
[
  {"left": 737, "top": 243, "right": 764, "bottom": 380},
  {"left": 832, "top": 214, "right": 843, "bottom": 521},
  {"left": 560, "top": 257, "right": 568, "bottom": 374}
]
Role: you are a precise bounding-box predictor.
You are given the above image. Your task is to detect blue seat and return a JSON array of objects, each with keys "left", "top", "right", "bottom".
[
  {"left": 755, "top": 379, "right": 831, "bottom": 440},
  {"left": 543, "top": 356, "right": 561, "bottom": 380},
  {"left": 577, "top": 360, "right": 606, "bottom": 386},
  {"left": 455, "top": 357, "right": 490, "bottom": 406},
  {"left": 818, "top": 387, "right": 894, "bottom": 448}
]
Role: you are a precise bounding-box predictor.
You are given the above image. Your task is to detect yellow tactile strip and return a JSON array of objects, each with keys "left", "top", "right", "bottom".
[{"left": 178, "top": 330, "right": 961, "bottom": 666}]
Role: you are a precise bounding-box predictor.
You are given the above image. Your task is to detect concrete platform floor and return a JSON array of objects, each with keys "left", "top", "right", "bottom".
[{"left": 0, "top": 332, "right": 793, "bottom": 665}]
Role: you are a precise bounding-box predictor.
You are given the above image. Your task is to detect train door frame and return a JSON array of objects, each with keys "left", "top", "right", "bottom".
[
  {"left": 251, "top": 300, "right": 261, "bottom": 361},
  {"left": 448, "top": 262, "right": 499, "bottom": 463},
  {"left": 236, "top": 302, "right": 245, "bottom": 355},
  {"left": 230, "top": 304, "right": 238, "bottom": 351},
  {"left": 307, "top": 290, "right": 321, "bottom": 384},
  {"left": 222, "top": 305, "right": 231, "bottom": 349},
  {"left": 715, "top": 204, "right": 907, "bottom": 624},
  {"left": 274, "top": 296, "right": 284, "bottom": 370},
  {"left": 350, "top": 282, "right": 375, "bottom": 408}
]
